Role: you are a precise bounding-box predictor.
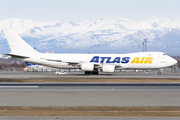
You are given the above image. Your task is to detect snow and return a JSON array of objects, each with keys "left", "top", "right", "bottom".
[
  {"left": 1, "top": 16, "right": 180, "bottom": 37},
  {"left": 144, "top": 15, "right": 180, "bottom": 28},
  {"left": 1, "top": 16, "right": 180, "bottom": 54},
  {"left": 0, "top": 18, "right": 57, "bottom": 34}
]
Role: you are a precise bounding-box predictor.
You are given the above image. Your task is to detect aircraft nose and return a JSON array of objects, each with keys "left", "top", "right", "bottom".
[{"left": 169, "top": 57, "right": 177, "bottom": 66}]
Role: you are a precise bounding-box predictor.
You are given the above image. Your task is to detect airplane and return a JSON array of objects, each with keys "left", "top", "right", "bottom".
[
  {"left": 25, "top": 62, "right": 44, "bottom": 68},
  {"left": 4, "top": 30, "right": 177, "bottom": 75},
  {"left": 24, "top": 62, "right": 53, "bottom": 72},
  {"left": 26, "top": 62, "right": 39, "bottom": 67}
]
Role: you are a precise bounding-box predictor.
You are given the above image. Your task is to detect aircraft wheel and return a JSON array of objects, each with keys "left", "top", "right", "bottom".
[
  {"left": 158, "top": 71, "right": 161, "bottom": 75},
  {"left": 85, "top": 71, "right": 91, "bottom": 75},
  {"left": 92, "top": 71, "right": 98, "bottom": 75},
  {"left": 92, "top": 71, "right": 95, "bottom": 75},
  {"left": 95, "top": 71, "right": 98, "bottom": 75}
]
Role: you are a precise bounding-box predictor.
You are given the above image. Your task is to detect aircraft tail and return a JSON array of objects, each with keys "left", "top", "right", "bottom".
[
  {"left": 25, "top": 62, "right": 37, "bottom": 66},
  {"left": 4, "top": 30, "right": 39, "bottom": 54}
]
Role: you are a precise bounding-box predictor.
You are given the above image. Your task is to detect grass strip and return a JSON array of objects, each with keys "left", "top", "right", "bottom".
[
  {"left": 1, "top": 106, "right": 180, "bottom": 116},
  {"left": 1, "top": 78, "right": 180, "bottom": 83}
]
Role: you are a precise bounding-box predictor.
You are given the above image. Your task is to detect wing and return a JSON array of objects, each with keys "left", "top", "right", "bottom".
[
  {"left": 46, "top": 58, "right": 126, "bottom": 69},
  {"left": 46, "top": 59, "right": 81, "bottom": 66}
]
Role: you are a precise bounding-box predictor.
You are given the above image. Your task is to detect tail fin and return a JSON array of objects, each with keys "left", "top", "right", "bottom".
[
  {"left": 4, "top": 30, "right": 39, "bottom": 54},
  {"left": 25, "top": 62, "right": 37, "bottom": 66}
]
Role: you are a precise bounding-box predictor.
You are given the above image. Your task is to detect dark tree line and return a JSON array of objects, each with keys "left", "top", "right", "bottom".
[{"left": 172, "top": 56, "right": 180, "bottom": 68}]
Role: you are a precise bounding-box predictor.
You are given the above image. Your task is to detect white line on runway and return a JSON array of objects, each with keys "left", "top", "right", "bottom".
[{"left": 0, "top": 86, "right": 39, "bottom": 88}]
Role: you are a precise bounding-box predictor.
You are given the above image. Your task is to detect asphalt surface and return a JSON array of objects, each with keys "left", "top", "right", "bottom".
[
  {"left": 0, "top": 83, "right": 180, "bottom": 106},
  {"left": 0, "top": 71, "right": 180, "bottom": 106},
  {"left": 0, "top": 117, "right": 180, "bottom": 120},
  {"left": 0, "top": 70, "right": 180, "bottom": 78}
]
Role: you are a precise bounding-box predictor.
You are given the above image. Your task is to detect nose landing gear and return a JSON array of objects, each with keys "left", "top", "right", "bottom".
[{"left": 158, "top": 71, "right": 161, "bottom": 75}]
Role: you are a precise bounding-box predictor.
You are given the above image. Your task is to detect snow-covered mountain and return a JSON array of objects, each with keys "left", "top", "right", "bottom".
[{"left": 0, "top": 16, "right": 180, "bottom": 55}]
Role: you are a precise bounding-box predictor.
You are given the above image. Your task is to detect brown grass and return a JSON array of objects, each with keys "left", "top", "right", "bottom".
[
  {"left": 1, "top": 78, "right": 180, "bottom": 83},
  {"left": 1, "top": 106, "right": 180, "bottom": 116}
]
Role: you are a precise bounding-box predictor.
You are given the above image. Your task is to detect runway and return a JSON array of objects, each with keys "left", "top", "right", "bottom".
[
  {"left": 0, "top": 83, "right": 180, "bottom": 106},
  {"left": 1, "top": 71, "right": 180, "bottom": 107}
]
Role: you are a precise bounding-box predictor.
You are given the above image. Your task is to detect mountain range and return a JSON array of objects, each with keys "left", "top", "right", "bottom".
[{"left": 0, "top": 16, "right": 180, "bottom": 55}]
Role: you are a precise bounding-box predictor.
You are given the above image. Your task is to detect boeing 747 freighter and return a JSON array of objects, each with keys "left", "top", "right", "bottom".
[{"left": 4, "top": 31, "right": 177, "bottom": 75}]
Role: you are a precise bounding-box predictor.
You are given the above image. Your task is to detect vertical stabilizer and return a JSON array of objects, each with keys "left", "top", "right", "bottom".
[
  {"left": 4, "top": 30, "right": 39, "bottom": 54},
  {"left": 25, "top": 62, "right": 37, "bottom": 66}
]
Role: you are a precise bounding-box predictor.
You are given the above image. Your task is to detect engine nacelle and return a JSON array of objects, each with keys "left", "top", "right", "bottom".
[
  {"left": 102, "top": 65, "right": 115, "bottom": 73},
  {"left": 81, "top": 63, "right": 94, "bottom": 71}
]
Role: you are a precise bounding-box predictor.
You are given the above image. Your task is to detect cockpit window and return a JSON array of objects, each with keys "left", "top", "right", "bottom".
[{"left": 163, "top": 54, "right": 166, "bottom": 55}]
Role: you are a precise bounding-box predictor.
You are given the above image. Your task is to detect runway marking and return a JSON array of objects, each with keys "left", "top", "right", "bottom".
[{"left": 0, "top": 86, "right": 39, "bottom": 88}]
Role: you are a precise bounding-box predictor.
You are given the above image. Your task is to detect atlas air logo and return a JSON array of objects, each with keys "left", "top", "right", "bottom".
[{"left": 90, "top": 56, "right": 153, "bottom": 64}]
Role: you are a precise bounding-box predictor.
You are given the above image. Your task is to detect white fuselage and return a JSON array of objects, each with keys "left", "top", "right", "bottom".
[{"left": 12, "top": 52, "right": 177, "bottom": 70}]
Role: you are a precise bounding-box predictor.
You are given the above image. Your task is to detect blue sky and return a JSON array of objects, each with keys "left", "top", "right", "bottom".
[{"left": 0, "top": 0, "right": 180, "bottom": 22}]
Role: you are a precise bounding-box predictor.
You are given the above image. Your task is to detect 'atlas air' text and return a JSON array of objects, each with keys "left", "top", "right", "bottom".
[{"left": 90, "top": 56, "right": 153, "bottom": 64}]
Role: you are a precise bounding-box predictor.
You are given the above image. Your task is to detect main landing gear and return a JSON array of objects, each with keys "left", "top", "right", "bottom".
[
  {"left": 158, "top": 68, "right": 163, "bottom": 75},
  {"left": 85, "top": 70, "right": 99, "bottom": 75},
  {"left": 85, "top": 71, "right": 91, "bottom": 75}
]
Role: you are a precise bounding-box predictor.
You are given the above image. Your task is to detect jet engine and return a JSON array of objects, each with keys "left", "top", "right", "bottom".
[
  {"left": 102, "top": 65, "right": 115, "bottom": 73},
  {"left": 81, "top": 63, "right": 94, "bottom": 71}
]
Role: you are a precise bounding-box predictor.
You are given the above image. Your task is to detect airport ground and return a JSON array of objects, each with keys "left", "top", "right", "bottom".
[
  {"left": 1, "top": 70, "right": 180, "bottom": 118},
  {"left": 1, "top": 116, "right": 180, "bottom": 120},
  {"left": 1, "top": 70, "right": 180, "bottom": 84},
  {"left": 1, "top": 70, "right": 180, "bottom": 79}
]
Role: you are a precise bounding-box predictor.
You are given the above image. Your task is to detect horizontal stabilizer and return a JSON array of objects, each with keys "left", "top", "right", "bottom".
[{"left": 5, "top": 53, "right": 30, "bottom": 58}]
